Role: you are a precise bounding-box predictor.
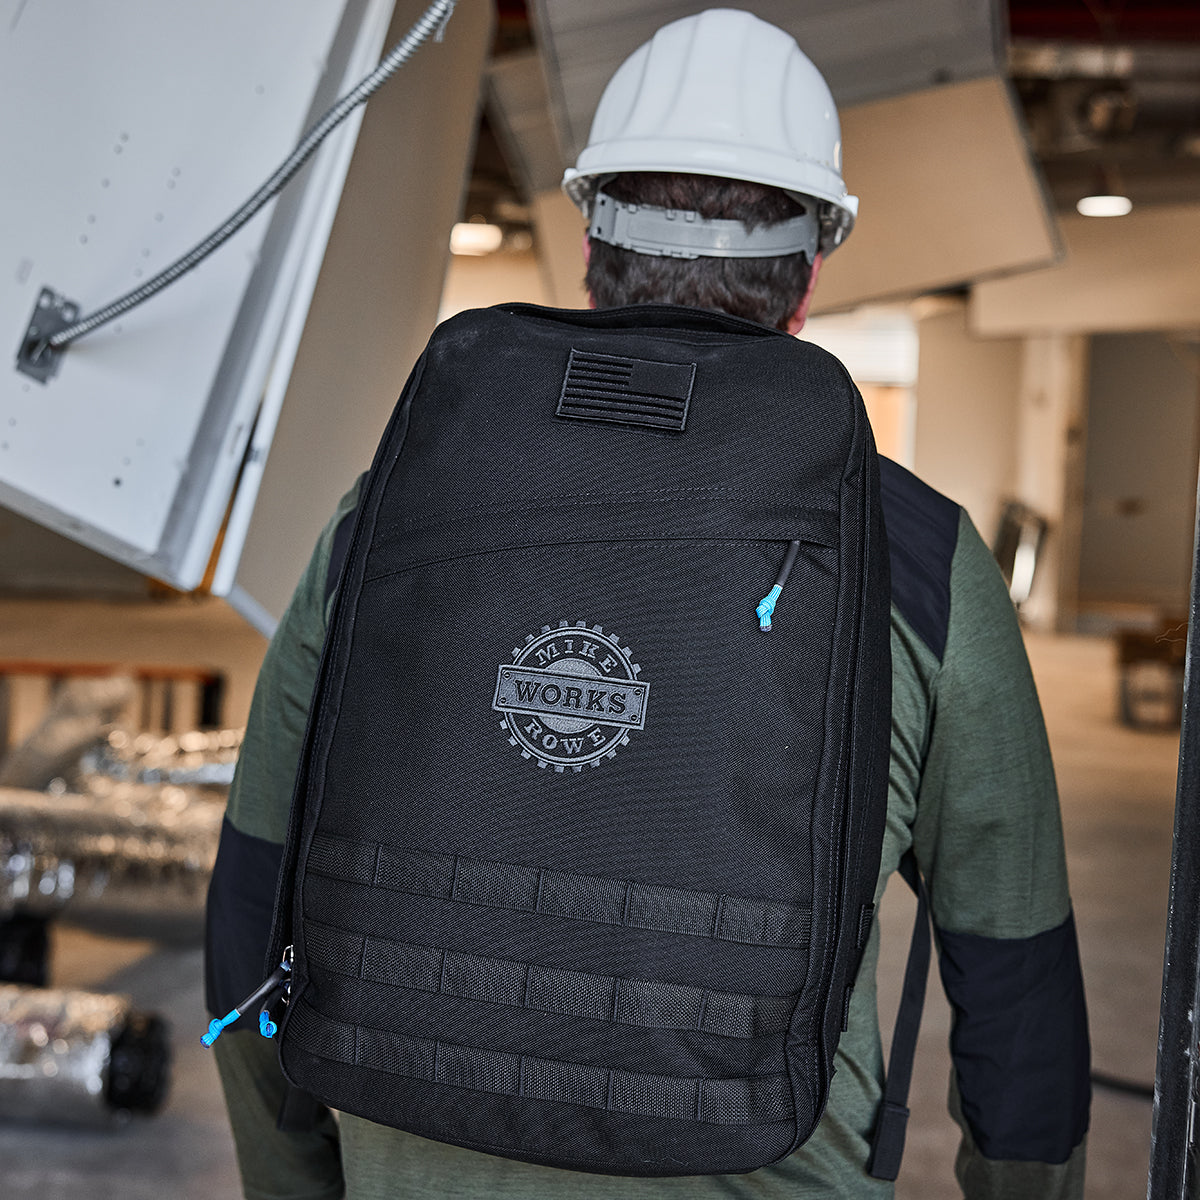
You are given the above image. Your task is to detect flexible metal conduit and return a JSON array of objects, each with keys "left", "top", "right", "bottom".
[{"left": 44, "top": 0, "right": 457, "bottom": 353}]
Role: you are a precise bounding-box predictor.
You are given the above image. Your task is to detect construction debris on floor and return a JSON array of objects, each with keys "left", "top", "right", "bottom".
[{"left": 0, "top": 680, "right": 237, "bottom": 1130}]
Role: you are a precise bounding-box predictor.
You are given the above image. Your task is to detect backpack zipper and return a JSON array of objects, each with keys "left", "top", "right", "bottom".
[
  {"left": 756, "top": 540, "right": 802, "bottom": 631},
  {"left": 263, "top": 375, "right": 421, "bottom": 980},
  {"left": 200, "top": 945, "right": 293, "bottom": 1046}
]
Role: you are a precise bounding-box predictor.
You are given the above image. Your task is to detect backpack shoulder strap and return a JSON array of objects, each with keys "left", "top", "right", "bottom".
[{"left": 867, "top": 849, "right": 931, "bottom": 1181}]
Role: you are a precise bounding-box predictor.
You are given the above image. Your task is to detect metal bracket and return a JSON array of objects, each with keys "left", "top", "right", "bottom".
[{"left": 15, "top": 288, "right": 80, "bottom": 384}]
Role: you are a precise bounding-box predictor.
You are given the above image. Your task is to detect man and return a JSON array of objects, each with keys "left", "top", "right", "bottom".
[{"left": 207, "top": 9, "right": 1089, "bottom": 1197}]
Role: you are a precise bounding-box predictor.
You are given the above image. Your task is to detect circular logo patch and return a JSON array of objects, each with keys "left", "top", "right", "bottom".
[{"left": 492, "top": 620, "right": 649, "bottom": 772}]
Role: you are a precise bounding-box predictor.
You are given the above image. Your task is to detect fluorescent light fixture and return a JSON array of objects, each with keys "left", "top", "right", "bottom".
[
  {"left": 450, "top": 222, "right": 504, "bottom": 255},
  {"left": 1077, "top": 193, "right": 1133, "bottom": 217}
]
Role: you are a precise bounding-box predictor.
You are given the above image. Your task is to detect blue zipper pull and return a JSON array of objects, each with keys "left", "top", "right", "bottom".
[
  {"left": 202, "top": 946, "right": 293, "bottom": 1046},
  {"left": 757, "top": 541, "right": 802, "bottom": 632},
  {"left": 756, "top": 586, "right": 783, "bottom": 632}
]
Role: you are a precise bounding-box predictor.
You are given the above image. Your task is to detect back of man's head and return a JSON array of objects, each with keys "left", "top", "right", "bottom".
[{"left": 584, "top": 171, "right": 813, "bottom": 331}]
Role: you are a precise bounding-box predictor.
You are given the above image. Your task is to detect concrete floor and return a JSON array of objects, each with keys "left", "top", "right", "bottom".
[{"left": 0, "top": 598, "right": 1179, "bottom": 1198}]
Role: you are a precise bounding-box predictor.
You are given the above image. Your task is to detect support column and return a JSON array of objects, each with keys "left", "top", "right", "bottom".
[
  {"left": 911, "top": 297, "right": 1022, "bottom": 542},
  {"left": 1013, "top": 333, "right": 1090, "bottom": 632}
]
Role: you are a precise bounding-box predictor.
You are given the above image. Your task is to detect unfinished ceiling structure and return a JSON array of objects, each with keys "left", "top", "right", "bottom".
[{"left": 1009, "top": 0, "right": 1200, "bottom": 213}]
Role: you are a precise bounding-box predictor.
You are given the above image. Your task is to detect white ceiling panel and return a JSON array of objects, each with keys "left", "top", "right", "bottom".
[{"left": 811, "top": 76, "right": 1060, "bottom": 313}]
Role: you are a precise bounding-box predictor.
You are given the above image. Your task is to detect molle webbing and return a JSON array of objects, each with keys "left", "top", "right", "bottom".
[
  {"left": 307, "top": 835, "right": 813, "bottom": 948},
  {"left": 288, "top": 999, "right": 794, "bottom": 1126},
  {"left": 304, "top": 920, "right": 795, "bottom": 1038}
]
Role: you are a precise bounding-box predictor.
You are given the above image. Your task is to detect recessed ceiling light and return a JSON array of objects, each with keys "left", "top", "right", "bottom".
[
  {"left": 450, "top": 222, "right": 504, "bottom": 255},
  {"left": 1076, "top": 194, "right": 1133, "bottom": 217}
]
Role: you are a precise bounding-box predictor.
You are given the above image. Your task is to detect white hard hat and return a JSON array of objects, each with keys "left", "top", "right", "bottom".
[{"left": 562, "top": 8, "right": 858, "bottom": 257}]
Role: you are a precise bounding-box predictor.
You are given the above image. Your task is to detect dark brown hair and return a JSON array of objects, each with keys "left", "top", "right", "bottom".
[{"left": 584, "top": 172, "right": 813, "bottom": 331}]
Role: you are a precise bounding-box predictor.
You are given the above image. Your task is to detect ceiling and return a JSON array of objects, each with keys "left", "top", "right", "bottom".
[
  {"left": 1008, "top": 1, "right": 1200, "bottom": 212},
  {"left": 470, "top": 0, "right": 1200, "bottom": 281}
]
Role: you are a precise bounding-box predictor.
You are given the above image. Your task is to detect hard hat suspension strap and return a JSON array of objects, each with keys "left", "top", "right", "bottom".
[{"left": 588, "top": 192, "right": 818, "bottom": 261}]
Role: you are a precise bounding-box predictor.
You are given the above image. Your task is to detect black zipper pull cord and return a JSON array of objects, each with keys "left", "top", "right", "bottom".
[
  {"left": 756, "top": 540, "right": 802, "bottom": 632},
  {"left": 201, "top": 946, "right": 292, "bottom": 1046}
]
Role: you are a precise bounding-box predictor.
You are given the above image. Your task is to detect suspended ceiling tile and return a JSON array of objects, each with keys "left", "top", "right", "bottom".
[
  {"left": 811, "top": 76, "right": 1059, "bottom": 313},
  {"left": 970, "top": 203, "right": 1200, "bottom": 335}
]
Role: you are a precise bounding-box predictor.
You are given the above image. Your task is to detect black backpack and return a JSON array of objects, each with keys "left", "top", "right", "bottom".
[{"left": 265, "top": 302, "right": 893, "bottom": 1176}]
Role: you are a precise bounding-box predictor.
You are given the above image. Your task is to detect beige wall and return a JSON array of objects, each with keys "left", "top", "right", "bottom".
[
  {"left": 860, "top": 385, "right": 914, "bottom": 465},
  {"left": 908, "top": 301, "right": 1095, "bottom": 633},
  {"left": 907, "top": 302, "right": 1200, "bottom": 633},
  {"left": 439, "top": 194, "right": 587, "bottom": 325},
  {"left": 440, "top": 248, "right": 548, "bottom": 321},
  {"left": 531, "top": 190, "right": 590, "bottom": 310},
  {"left": 1078, "top": 332, "right": 1200, "bottom": 615}
]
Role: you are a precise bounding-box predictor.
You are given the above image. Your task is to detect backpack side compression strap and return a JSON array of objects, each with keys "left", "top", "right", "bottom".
[{"left": 867, "top": 850, "right": 931, "bottom": 1180}]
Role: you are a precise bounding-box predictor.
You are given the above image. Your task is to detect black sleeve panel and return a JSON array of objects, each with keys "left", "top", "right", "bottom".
[
  {"left": 323, "top": 504, "right": 358, "bottom": 609},
  {"left": 878, "top": 456, "right": 960, "bottom": 662},
  {"left": 204, "top": 817, "right": 284, "bottom": 1023},
  {"left": 937, "top": 911, "right": 1091, "bottom": 1163}
]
